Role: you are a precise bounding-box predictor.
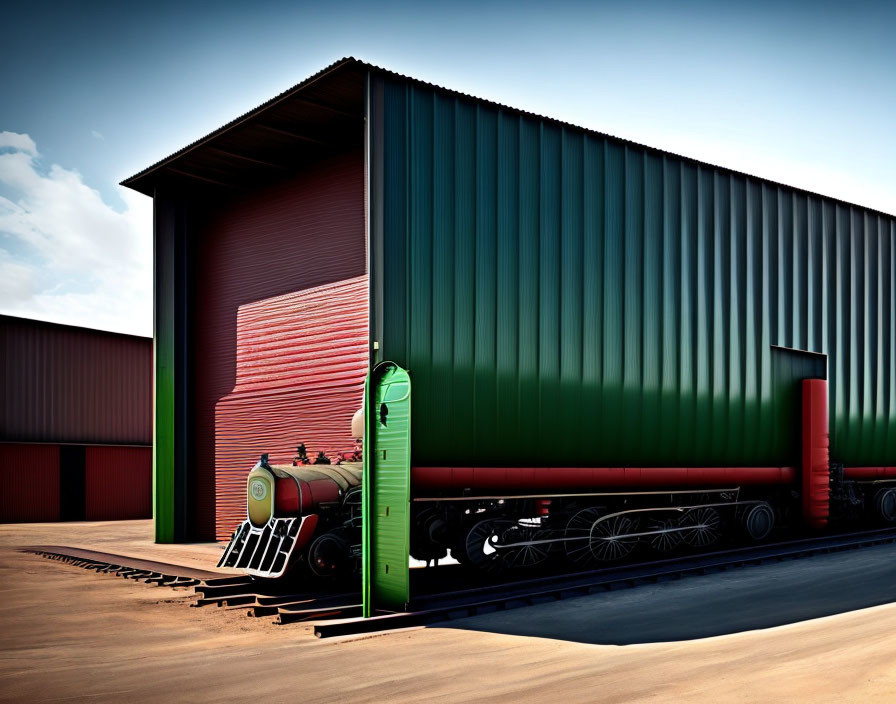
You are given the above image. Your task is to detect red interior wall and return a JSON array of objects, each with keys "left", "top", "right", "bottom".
[
  {"left": 85, "top": 446, "right": 152, "bottom": 520},
  {"left": 0, "top": 444, "right": 60, "bottom": 522},
  {"left": 193, "top": 150, "right": 367, "bottom": 541}
]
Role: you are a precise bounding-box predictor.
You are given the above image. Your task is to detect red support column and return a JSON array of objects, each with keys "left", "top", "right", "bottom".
[{"left": 802, "top": 379, "right": 830, "bottom": 529}]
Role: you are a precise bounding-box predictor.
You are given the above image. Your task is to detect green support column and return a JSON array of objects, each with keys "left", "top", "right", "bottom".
[
  {"left": 153, "top": 191, "right": 190, "bottom": 543},
  {"left": 362, "top": 362, "right": 412, "bottom": 616}
]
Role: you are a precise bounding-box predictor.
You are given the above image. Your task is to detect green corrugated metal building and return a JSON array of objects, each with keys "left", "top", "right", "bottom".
[
  {"left": 123, "top": 58, "right": 895, "bottom": 543},
  {"left": 378, "top": 76, "right": 894, "bottom": 469}
]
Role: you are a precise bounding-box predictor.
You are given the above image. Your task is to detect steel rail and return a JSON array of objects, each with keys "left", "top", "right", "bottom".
[
  {"left": 24, "top": 531, "right": 896, "bottom": 637},
  {"left": 26, "top": 546, "right": 359, "bottom": 621}
]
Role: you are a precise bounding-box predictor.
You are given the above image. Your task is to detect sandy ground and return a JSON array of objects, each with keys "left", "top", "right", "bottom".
[{"left": 1, "top": 521, "right": 895, "bottom": 703}]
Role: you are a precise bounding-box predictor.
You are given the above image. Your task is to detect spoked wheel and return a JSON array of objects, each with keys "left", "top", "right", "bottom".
[
  {"left": 463, "top": 519, "right": 511, "bottom": 574},
  {"left": 451, "top": 542, "right": 472, "bottom": 566},
  {"left": 647, "top": 517, "right": 683, "bottom": 552},
  {"left": 497, "top": 523, "right": 550, "bottom": 570},
  {"left": 307, "top": 532, "right": 350, "bottom": 578},
  {"left": 564, "top": 507, "right": 603, "bottom": 566},
  {"left": 589, "top": 514, "right": 641, "bottom": 561},
  {"left": 679, "top": 507, "right": 722, "bottom": 548},
  {"left": 875, "top": 489, "right": 896, "bottom": 524},
  {"left": 741, "top": 502, "right": 775, "bottom": 541}
]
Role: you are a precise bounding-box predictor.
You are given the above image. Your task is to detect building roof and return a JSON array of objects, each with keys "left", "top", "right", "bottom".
[
  {"left": 121, "top": 57, "right": 366, "bottom": 196},
  {"left": 122, "top": 57, "right": 895, "bottom": 220},
  {"left": 0, "top": 313, "right": 150, "bottom": 341}
]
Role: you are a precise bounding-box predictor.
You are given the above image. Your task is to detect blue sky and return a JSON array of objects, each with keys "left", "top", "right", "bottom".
[{"left": 1, "top": 0, "right": 894, "bottom": 335}]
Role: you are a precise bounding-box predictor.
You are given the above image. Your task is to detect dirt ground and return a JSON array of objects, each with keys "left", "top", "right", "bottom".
[{"left": 1, "top": 520, "right": 895, "bottom": 703}]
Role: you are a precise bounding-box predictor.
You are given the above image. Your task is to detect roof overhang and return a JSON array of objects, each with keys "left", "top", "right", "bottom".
[{"left": 121, "top": 57, "right": 367, "bottom": 197}]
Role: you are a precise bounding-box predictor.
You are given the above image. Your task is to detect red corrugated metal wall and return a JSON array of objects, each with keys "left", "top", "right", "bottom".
[
  {"left": 0, "top": 316, "right": 152, "bottom": 445},
  {"left": 193, "top": 150, "right": 367, "bottom": 540},
  {"left": 0, "top": 444, "right": 60, "bottom": 522},
  {"left": 85, "top": 446, "right": 152, "bottom": 520}
]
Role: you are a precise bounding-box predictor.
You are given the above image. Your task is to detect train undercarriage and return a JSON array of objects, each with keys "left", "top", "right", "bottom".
[
  {"left": 411, "top": 488, "right": 786, "bottom": 573},
  {"left": 220, "top": 461, "right": 896, "bottom": 581},
  {"left": 410, "top": 472, "right": 896, "bottom": 575}
]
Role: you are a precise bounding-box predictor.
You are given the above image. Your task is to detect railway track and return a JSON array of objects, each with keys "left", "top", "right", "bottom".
[
  {"left": 314, "top": 526, "right": 896, "bottom": 637},
  {"left": 23, "top": 547, "right": 359, "bottom": 624},
  {"left": 25, "top": 526, "right": 896, "bottom": 636}
]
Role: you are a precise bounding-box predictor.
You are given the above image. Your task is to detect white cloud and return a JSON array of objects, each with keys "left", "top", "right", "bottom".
[
  {"left": 91, "top": 130, "right": 105, "bottom": 141},
  {"left": 0, "top": 250, "right": 36, "bottom": 303},
  {"left": 0, "top": 131, "right": 38, "bottom": 156},
  {"left": 0, "top": 132, "right": 152, "bottom": 336}
]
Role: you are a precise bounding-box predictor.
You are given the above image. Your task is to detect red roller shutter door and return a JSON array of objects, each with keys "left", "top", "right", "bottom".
[
  {"left": 84, "top": 446, "right": 152, "bottom": 520},
  {"left": 193, "top": 151, "right": 367, "bottom": 541},
  {"left": 0, "top": 443, "right": 60, "bottom": 522}
]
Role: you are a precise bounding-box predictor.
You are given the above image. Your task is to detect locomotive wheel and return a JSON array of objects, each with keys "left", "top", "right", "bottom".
[
  {"left": 589, "top": 514, "right": 641, "bottom": 561},
  {"left": 451, "top": 542, "right": 472, "bottom": 566},
  {"left": 741, "top": 502, "right": 775, "bottom": 541},
  {"left": 875, "top": 489, "right": 896, "bottom": 523},
  {"left": 307, "top": 532, "right": 350, "bottom": 578},
  {"left": 679, "top": 507, "right": 722, "bottom": 548},
  {"left": 497, "top": 524, "right": 550, "bottom": 569},
  {"left": 463, "top": 519, "right": 511, "bottom": 574},
  {"left": 564, "top": 507, "right": 603, "bottom": 566},
  {"left": 647, "top": 518, "right": 682, "bottom": 552}
]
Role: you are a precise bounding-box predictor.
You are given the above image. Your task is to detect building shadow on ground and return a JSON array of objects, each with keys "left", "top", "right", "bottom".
[{"left": 439, "top": 542, "right": 896, "bottom": 645}]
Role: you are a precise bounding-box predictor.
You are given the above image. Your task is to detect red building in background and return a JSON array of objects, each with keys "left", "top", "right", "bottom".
[{"left": 0, "top": 315, "right": 152, "bottom": 522}]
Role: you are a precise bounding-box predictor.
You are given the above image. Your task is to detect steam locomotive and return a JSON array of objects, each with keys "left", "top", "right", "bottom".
[
  {"left": 217, "top": 410, "right": 366, "bottom": 579},
  {"left": 219, "top": 382, "right": 896, "bottom": 580}
]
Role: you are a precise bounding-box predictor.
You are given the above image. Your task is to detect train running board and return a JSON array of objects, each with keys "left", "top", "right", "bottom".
[{"left": 217, "top": 514, "right": 318, "bottom": 579}]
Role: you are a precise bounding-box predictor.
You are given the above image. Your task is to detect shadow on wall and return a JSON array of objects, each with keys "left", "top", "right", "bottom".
[{"left": 440, "top": 542, "right": 896, "bottom": 645}]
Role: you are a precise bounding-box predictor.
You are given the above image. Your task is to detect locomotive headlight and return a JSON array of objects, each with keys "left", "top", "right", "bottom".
[
  {"left": 249, "top": 478, "right": 268, "bottom": 501},
  {"left": 246, "top": 467, "right": 275, "bottom": 527}
]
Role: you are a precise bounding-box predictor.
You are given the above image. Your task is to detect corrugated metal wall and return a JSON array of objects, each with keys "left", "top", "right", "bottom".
[
  {"left": 0, "top": 444, "right": 60, "bottom": 522},
  {"left": 379, "top": 79, "right": 896, "bottom": 468},
  {"left": 0, "top": 443, "right": 151, "bottom": 522},
  {"left": 193, "top": 151, "right": 367, "bottom": 540},
  {"left": 85, "top": 446, "right": 152, "bottom": 520},
  {"left": 0, "top": 316, "right": 152, "bottom": 445}
]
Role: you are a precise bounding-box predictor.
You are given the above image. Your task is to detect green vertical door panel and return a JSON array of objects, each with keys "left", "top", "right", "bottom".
[
  {"left": 154, "top": 195, "right": 176, "bottom": 543},
  {"left": 153, "top": 194, "right": 192, "bottom": 543},
  {"left": 362, "top": 362, "right": 411, "bottom": 616}
]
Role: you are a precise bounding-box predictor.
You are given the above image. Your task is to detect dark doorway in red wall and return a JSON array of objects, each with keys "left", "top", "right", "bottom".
[{"left": 59, "top": 445, "right": 85, "bottom": 521}]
